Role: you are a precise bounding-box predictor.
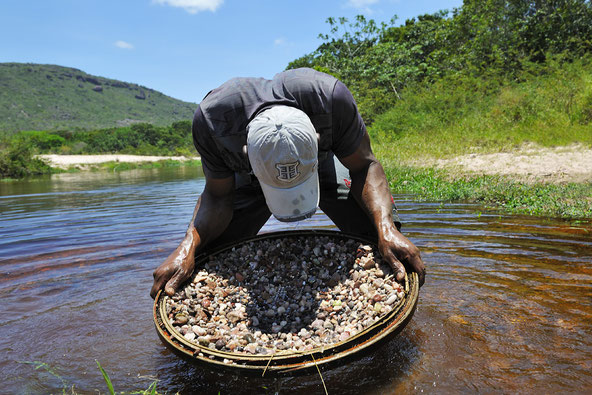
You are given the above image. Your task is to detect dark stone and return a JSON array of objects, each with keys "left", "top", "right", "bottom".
[
  {"left": 108, "top": 81, "right": 129, "bottom": 88},
  {"left": 92, "top": 85, "right": 103, "bottom": 92},
  {"left": 135, "top": 89, "right": 146, "bottom": 100}
]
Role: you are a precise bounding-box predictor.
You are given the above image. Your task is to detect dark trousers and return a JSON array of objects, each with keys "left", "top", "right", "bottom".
[{"left": 210, "top": 154, "right": 401, "bottom": 248}]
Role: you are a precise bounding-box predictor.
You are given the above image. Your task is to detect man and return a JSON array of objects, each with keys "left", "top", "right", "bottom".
[{"left": 150, "top": 68, "right": 425, "bottom": 299}]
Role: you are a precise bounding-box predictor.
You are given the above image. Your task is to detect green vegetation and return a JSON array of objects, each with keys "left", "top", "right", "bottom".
[
  {"left": 386, "top": 167, "right": 592, "bottom": 219},
  {"left": 0, "top": 138, "right": 53, "bottom": 178},
  {"left": 49, "top": 121, "right": 195, "bottom": 156},
  {"left": 370, "top": 56, "right": 592, "bottom": 162},
  {"left": 289, "top": 0, "right": 592, "bottom": 124},
  {"left": 86, "top": 159, "right": 201, "bottom": 172},
  {"left": 19, "top": 360, "right": 160, "bottom": 394},
  {"left": 289, "top": 0, "right": 592, "bottom": 219},
  {"left": 2, "top": 1, "right": 592, "bottom": 219},
  {"left": 96, "top": 360, "right": 157, "bottom": 395},
  {"left": 0, "top": 120, "right": 197, "bottom": 178},
  {"left": 0, "top": 63, "right": 195, "bottom": 133}
]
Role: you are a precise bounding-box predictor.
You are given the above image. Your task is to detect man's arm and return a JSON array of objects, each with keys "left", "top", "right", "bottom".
[
  {"left": 339, "top": 132, "right": 426, "bottom": 286},
  {"left": 150, "top": 175, "right": 235, "bottom": 298}
]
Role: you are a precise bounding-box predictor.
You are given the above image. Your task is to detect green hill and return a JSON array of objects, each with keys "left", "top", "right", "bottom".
[{"left": 0, "top": 63, "right": 196, "bottom": 133}]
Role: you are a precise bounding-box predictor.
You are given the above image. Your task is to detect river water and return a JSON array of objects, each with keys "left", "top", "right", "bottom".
[{"left": 1, "top": 167, "right": 591, "bottom": 394}]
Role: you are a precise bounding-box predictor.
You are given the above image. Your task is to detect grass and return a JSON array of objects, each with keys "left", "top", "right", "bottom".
[
  {"left": 96, "top": 360, "right": 157, "bottom": 395},
  {"left": 19, "top": 360, "right": 159, "bottom": 395},
  {"left": 88, "top": 159, "right": 202, "bottom": 172},
  {"left": 369, "top": 56, "right": 592, "bottom": 220},
  {"left": 383, "top": 165, "right": 592, "bottom": 220},
  {"left": 370, "top": 56, "right": 592, "bottom": 162}
]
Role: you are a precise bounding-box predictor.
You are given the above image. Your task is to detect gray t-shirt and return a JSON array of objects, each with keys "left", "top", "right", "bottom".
[{"left": 192, "top": 68, "right": 365, "bottom": 179}]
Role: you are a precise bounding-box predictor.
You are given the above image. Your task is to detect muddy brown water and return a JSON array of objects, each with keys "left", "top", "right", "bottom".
[{"left": 1, "top": 167, "right": 591, "bottom": 394}]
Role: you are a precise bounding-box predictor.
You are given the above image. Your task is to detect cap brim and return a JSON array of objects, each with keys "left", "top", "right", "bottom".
[{"left": 259, "top": 171, "right": 319, "bottom": 222}]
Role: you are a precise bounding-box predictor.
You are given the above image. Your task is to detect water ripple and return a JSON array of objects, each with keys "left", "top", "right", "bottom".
[{"left": 0, "top": 168, "right": 590, "bottom": 393}]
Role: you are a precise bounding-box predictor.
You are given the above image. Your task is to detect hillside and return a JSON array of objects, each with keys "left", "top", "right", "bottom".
[{"left": 0, "top": 63, "right": 196, "bottom": 132}]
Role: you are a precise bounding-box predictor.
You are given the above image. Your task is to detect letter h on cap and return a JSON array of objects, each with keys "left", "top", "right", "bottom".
[{"left": 276, "top": 161, "right": 300, "bottom": 182}]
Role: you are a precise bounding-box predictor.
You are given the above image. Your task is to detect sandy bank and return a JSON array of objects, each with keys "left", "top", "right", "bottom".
[
  {"left": 38, "top": 145, "right": 592, "bottom": 184},
  {"left": 38, "top": 154, "right": 200, "bottom": 168},
  {"left": 431, "top": 144, "right": 592, "bottom": 183}
]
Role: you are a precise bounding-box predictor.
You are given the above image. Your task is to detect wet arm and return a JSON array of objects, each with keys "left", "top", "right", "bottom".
[
  {"left": 339, "top": 133, "right": 425, "bottom": 286},
  {"left": 150, "top": 176, "right": 235, "bottom": 297},
  {"left": 188, "top": 176, "right": 235, "bottom": 251}
]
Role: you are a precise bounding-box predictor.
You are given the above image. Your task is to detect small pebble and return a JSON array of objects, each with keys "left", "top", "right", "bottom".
[
  {"left": 385, "top": 294, "right": 397, "bottom": 305},
  {"left": 311, "top": 319, "right": 324, "bottom": 330},
  {"left": 192, "top": 325, "right": 206, "bottom": 336},
  {"left": 215, "top": 339, "right": 226, "bottom": 349},
  {"left": 166, "top": 235, "right": 404, "bottom": 356}
]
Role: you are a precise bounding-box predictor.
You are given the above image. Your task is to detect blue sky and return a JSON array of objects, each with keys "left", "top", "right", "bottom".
[{"left": 0, "top": 0, "right": 463, "bottom": 104}]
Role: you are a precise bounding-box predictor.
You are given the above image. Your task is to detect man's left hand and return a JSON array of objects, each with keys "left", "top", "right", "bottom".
[{"left": 378, "top": 230, "right": 425, "bottom": 287}]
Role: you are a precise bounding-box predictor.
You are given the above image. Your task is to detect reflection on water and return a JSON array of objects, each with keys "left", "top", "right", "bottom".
[{"left": 0, "top": 167, "right": 591, "bottom": 394}]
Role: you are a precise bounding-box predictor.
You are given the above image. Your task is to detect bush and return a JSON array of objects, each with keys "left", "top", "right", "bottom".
[
  {"left": 288, "top": 1, "right": 592, "bottom": 124},
  {"left": 16, "top": 130, "right": 65, "bottom": 152},
  {"left": 0, "top": 139, "right": 52, "bottom": 178},
  {"left": 368, "top": 55, "right": 592, "bottom": 162}
]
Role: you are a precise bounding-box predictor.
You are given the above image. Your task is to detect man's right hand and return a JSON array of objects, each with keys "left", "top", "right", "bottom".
[
  {"left": 150, "top": 175, "right": 235, "bottom": 299},
  {"left": 150, "top": 228, "right": 198, "bottom": 299}
]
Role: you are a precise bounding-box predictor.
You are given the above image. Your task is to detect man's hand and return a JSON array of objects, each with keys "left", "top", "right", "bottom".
[
  {"left": 339, "top": 132, "right": 426, "bottom": 287},
  {"left": 150, "top": 228, "right": 198, "bottom": 298},
  {"left": 150, "top": 175, "right": 235, "bottom": 299},
  {"left": 378, "top": 229, "right": 425, "bottom": 286}
]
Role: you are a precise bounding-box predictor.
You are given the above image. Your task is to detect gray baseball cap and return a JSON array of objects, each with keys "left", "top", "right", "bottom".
[{"left": 247, "top": 105, "right": 319, "bottom": 222}]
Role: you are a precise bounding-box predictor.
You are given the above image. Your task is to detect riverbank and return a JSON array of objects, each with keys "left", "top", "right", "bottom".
[
  {"left": 429, "top": 143, "right": 592, "bottom": 184},
  {"left": 31, "top": 154, "right": 201, "bottom": 173},
  {"left": 31, "top": 148, "right": 592, "bottom": 220},
  {"left": 381, "top": 144, "right": 592, "bottom": 220},
  {"left": 38, "top": 154, "right": 200, "bottom": 169},
  {"left": 39, "top": 144, "right": 592, "bottom": 182}
]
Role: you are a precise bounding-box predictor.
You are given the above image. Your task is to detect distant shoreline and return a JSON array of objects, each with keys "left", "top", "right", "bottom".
[
  {"left": 25, "top": 149, "right": 592, "bottom": 219},
  {"left": 38, "top": 154, "right": 200, "bottom": 169},
  {"left": 38, "top": 145, "right": 592, "bottom": 182}
]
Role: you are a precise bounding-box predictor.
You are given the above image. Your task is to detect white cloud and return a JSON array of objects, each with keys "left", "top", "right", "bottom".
[
  {"left": 346, "top": 0, "right": 379, "bottom": 13},
  {"left": 115, "top": 40, "right": 134, "bottom": 50},
  {"left": 346, "top": 0, "right": 379, "bottom": 8},
  {"left": 274, "top": 38, "right": 286, "bottom": 46},
  {"left": 154, "top": 0, "right": 223, "bottom": 14}
]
